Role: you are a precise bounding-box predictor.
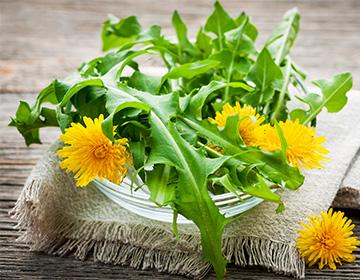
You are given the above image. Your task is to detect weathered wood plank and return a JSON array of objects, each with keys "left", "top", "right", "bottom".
[{"left": 1, "top": 0, "right": 359, "bottom": 93}]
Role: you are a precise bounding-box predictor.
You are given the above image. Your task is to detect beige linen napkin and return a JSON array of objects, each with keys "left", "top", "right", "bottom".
[{"left": 11, "top": 91, "right": 360, "bottom": 279}]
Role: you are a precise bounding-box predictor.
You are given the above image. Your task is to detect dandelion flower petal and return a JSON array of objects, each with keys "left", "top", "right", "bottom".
[
  {"left": 57, "top": 114, "right": 132, "bottom": 187},
  {"left": 256, "top": 119, "right": 329, "bottom": 169},
  {"left": 209, "top": 102, "right": 265, "bottom": 146},
  {"left": 296, "top": 208, "right": 360, "bottom": 270}
]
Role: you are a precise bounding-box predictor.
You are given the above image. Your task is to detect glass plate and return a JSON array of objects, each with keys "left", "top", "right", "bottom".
[{"left": 92, "top": 174, "right": 267, "bottom": 224}]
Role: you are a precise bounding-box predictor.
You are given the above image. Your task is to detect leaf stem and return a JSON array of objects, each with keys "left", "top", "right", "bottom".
[
  {"left": 301, "top": 74, "right": 352, "bottom": 125},
  {"left": 275, "top": 12, "right": 296, "bottom": 65},
  {"left": 292, "top": 71, "right": 309, "bottom": 95},
  {"left": 116, "top": 49, "right": 151, "bottom": 79},
  {"left": 172, "top": 208, "right": 179, "bottom": 239},
  {"left": 270, "top": 58, "right": 291, "bottom": 123},
  {"left": 216, "top": 14, "right": 224, "bottom": 51},
  {"left": 224, "top": 18, "right": 248, "bottom": 102},
  {"left": 197, "top": 141, "right": 223, "bottom": 157},
  {"left": 224, "top": 56, "right": 235, "bottom": 102}
]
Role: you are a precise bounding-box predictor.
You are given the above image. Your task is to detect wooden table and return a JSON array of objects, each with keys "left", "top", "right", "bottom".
[{"left": 1, "top": 0, "right": 359, "bottom": 279}]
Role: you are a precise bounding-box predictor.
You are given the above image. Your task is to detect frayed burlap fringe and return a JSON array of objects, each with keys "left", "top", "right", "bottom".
[{"left": 11, "top": 172, "right": 304, "bottom": 279}]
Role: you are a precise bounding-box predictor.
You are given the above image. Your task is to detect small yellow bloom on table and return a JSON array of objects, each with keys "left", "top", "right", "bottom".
[
  {"left": 57, "top": 114, "right": 132, "bottom": 187},
  {"left": 297, "top": 208, "right": 360, "bottom": 270}
]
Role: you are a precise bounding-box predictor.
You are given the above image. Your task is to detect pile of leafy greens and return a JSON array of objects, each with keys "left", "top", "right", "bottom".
[{"left": 10, "top": 2, "right": 352, "bottom": 278}]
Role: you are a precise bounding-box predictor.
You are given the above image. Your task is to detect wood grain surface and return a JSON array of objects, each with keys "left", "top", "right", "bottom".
[
  {"left": 1, "top": 0, "right": 360, "bottom": 93},
  {"left": 0, "top": 0, "right": 360, "bottom": 279}
]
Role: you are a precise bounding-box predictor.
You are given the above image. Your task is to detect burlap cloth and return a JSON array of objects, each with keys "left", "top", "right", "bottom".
[{"left": 11, "top": 91, "right": 360, "bottom": 279}]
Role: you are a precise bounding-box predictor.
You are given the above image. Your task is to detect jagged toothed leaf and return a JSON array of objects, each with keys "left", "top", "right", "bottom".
[
  {"left": 212, "top": 174, "right": 243, "bottom": 201},
  {"left": 127, "top": 71, "right": 162, "bottom": 94},
  {"left": 247, "top": 48, "right": 283, "bottom": 91},
  {"left": 101, "top": 86, "right": 153, "bottom": 140},
  {"left": 102, "top": 15, "right": 142, "bottom": 51},
  {"left": 79, "top": 50, "right": 138, "bottom": 77},
  {"left": 10, "top": 102, "right": 59, "bottom": 145},
  {"left": 146, "top": 119, "right": 229, "bottom": 278},
  {"left": 172, "top": 11, "right": 200, "bottom": 60},
  {"left": 235, "top": 12, "right": 258, "bottom": 41},
  {"left": 71, "top": 86, "right": 108, "bottom": 119},
  {"left": 238, "top": 165, "right": 281, "bottom": 203},
  {"left": 204, "top": 1, "right": 236, "bottom": 37},
  {"left": 35, "top": 80, "right": 70, "bottom": 107},
  {"left": 221, "top": 115, "right": 243, "bottom": 145},
  {"left": 162, "top": 59, "right": 220, "bottom": 82},
  {"left": 246, "top": 48, "right": 283, "bottom": 107},
  {"left": 99, "top": 82, "right": 230, "bottom": 277},
  {"left": 292, "top": 72, "right": 353, "bottom": 124},
  {"left": 10, "top": 80, "right": 70, "bottom": 145},
  {"left": 195, "top": 27, "right": 213, "bottom": 57},
  {"left": 187, "top": 81, "right": 253, "bottom": 120},
  {"left": 146, "top": 164, "right": 176, "bottom": 206},
  {"left": 59, "top": 79, "right": 104, "bottom": 106},
  {"left": 224, "top": 16, "right": 256, "bottom": 55},
  {"left": 290, "top": 108, "right": 308, "bottom": 123},
  {"left": 266, "top": 8, "right": 300, "bottom": 64},
  {"left": 102, "top": 15, "right": 168, "bottom": 54},
  {"left": 311, "top": 73, "right": 352, "bottom": 113},
  {"left": 129, "top": 141, "right": 146, "bottom": 173},
  {"left": 222, "top": 16, "right": 255, "bottom": 101}
]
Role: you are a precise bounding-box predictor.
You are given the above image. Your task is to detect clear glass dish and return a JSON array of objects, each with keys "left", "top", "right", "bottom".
[{"left": 92, "top": 173, "right": 267, "bottom": 224}]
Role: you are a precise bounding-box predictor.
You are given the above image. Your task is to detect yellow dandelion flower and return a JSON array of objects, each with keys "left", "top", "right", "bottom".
[
  {"left": 296, "top": 208, "right": 360, "bottom": 270},
  {"left": 57, "top": 114, "right": 132, "bottom": 187},
  {"left": 209, "top": 102, "right": 265, "bottom": 146},
  {"left": 256, "top": 119, "right": 329, "bottom": 169}
]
